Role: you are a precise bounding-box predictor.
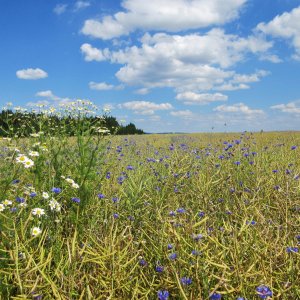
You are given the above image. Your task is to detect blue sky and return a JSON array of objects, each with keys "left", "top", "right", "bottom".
[{"left": 1, "top": 0, "right": 300, "bottom": 133}]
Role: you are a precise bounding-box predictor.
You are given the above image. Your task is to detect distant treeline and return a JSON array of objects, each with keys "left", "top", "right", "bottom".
[{"left": 0, "top": 110, "right": 144, "bottom": 137}]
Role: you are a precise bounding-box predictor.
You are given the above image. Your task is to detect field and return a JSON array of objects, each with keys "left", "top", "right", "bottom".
[{"left": 0, "top": 111, "right": 299, "bottom": 299}]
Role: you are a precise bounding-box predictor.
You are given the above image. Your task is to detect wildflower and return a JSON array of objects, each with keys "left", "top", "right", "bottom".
[
  {"left": 112, "top": 197, "right": 119, "bottom": 203},
  {"left": 139, "top": 259, "right": 147, "bottom": 267},
  {"left": 157, "top": 290, "right": 169, "bottom": 300},
  {"left": 198, "top": 211, "right": 205, "bottom": 218},
  {"left": 71, "top": 197, "right": 80, "bottom": 203},
  {"left": 176, "top": 207, "right": 186, "bottom": 213},
  {"left": 155, "top": 265, "right": 164, "bottom": 273},
  {"left": 167, "top": 244, "right": 173, "bottom": 250},
  {"left": 180, "top": 277, "right": 192, "bottom": 285},
  {"left": 31, "top": 227, "right": 42, "bottom": 237},
  {"left": 169, "top": 253, "right": 177, "bottom": 260},
  {"left": 29, "top": 151, "right": 39, "bottom": 157},
  {"left": 51, "top": 187, "right": 61, "bottom": 194},
  {"left": 30, "top": 192, "right": 37, "bottom": 198},
  {"left": 246, "top": 220, "right": 256, "bottom": 225},
  {"left": 42, "top": 192, "right": 49, "bottom": 199},
  {"left": 3, "top": 199, "right": 12, "bottom": 206},
  {"left": 71, "top": 182, "right": 79, "bottom": 189},
  {"left": 113, "top": 213, "right": 119, "bottom": 218},
  {"left": 0, "top": 203, "right": 5, "bottom": 212},
  {"left": 234, "top": 161, "right": 241, "bottom": 165},
  {"left": 12, "top": 179, "right": 20, "bottom": 184},
  {"left": 210, "top": 293, "right": 222, "bottom": 300},
  {"left": 16, "top": 154, "right": 29, "bottom": 163},
  {"left": 23, "top": 159, "right": 34, "bottom": 168},
  {"left": 127, "top": 165, "right": 134, "bottom": 170},
  {"left": 191, "top": 250, "right": 201, "bottom": 256},
  {"left": 286, "top": 247, "right": 299, "bottom": 253},
  {"left": 97, "top": 193, "right": 105, "bottom": 199},
  {"left": 291, "top": 146, "right": 297, "bottom": 150},
  {"left": 32, "top": 208, "right": 45, "bottom": 217},
  {"left": 49, "top": 199, "right": 61, "bottom": 211},
  {"left": 193, "top": 233, "right": 203, "bottom": 241},
  {"left": 256, "top": 285, "right": 272, "bottom": 299}
]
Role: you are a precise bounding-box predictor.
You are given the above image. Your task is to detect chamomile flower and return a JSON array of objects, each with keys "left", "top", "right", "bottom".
[
  {"left": 42, "top": 192, "right": 49, "bottom": 199},
  {"left": 31, "top": 227, "right": 42, "bottom": 237},
  {"left": 0, "top": 203, "right": 5, "bottom": 212},
  {"left": 71, "top": 182, "right": 79, "bottom": 189},
  {"left": 29, "top": 151, "right": 39, "bottom": 157},
  {"left": 16, "top": 154, "right": 29, "bottom": 164},
  {"left": 65, "top": 178, "right": 74, "bottom": 184},
  {"left": 32, "top": 208, "right": 45, "bottom": 217},
  {"left": 3, "top": 199, "right": 12, "bottom": 206},
  {"left": 49, "top": 199, "right": 61, "bottom": 212},
  {"left": 23, "top": 159, "right": 34, "bottom": 168}
]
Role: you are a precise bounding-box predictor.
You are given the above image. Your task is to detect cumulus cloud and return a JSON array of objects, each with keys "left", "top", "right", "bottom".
[
  {"left": 82, "top": 30, "right": 271, "bottom": 94},
  {"left": 257, "top": 6, "right": 300, "bottom": 60},
  {"left": 214, "top": 103, "right": 264, "bottom": 116},
  {"left": 119, "top": 100, "right": 173, "bottom": 115},
  {"left": 53, "top": 4, "right": 68, "bottom": 15},
  {"left": 81, "top": 0, "right": 247, "bottom": 39},
  {"left": 16, "top": 68, "right": 48, "bottom": 80},
  {"left": 271, "top": 100, "right": 300, "bottom": 114},
  {"left": 170, "top": 110, "right": 194, "bottom": 118},
  {"left": 35, "top": 90, "right": 71, "bottom": 104},
  {"left": 89, "top": 82, "right": 114, "bottom": 90},
  {"left": 176, "top": 92, "right": 227, "bottom": 105},
  {"left": 80, "top": 43, "right": 108, "bottom": 62}
]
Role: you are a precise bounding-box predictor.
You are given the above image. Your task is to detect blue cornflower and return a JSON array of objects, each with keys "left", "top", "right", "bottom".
[
  {"left": 97, "top": 193, "right": 105, "bottom": 199},
  {"left": 139, "top": 259, "right": 147, "bottom": 267},
  {"left": 112, "top": 197, "right": 119, "bottom": 203},
  {"left": 191, "top": 250, "right": 201, "bottom": 256},
  {"left": 169, "top": 211, "right": 176, "bottom": 217},
  {"left": 12, "top": 179, "right": 20, "bottom": 184},
  {"left": 234, "top": 161, "right": 241, "bottom": 165},
  {"left": 210, "top": 293, "right": 222, "bottom": 300},
  {"left": 117, "top": 176, "right": 125, "bottom": 184},
  {"left": 16, "top": 197, "right": 25, "bottom": 203},
  {"left": 126, "top": 165, "right": 134, "bottom": 170},
  {"left": 291, "top": 146, "right": 297, "bottom": 150},
  {"left": 167, "top": 244, "right": 173, "bottom": 250},
  {"left": 155, "top": 265, "right": 164, "bottom": 273},
  {"left": 180, "top": 277, "right": 192, "bottom": 285},
  {"left": 256, "top": 285, "right": 272, "bottom": 299},
  {"left": 193, "top": 234, "right": 203, "bottom": 241},
  {"left": 168, "top": 253, "right": 177, "bottom": 260},
  {"left": 30, "top": 192, "right": 37, "bottom": 198},
  {"left": 236, "top": 298, "right": 245, "bottom": 300},
  {"left": 51, "top": 187, "right": 61, "bottom": 194},
  {"left": 71, "top": 197, "right": 80, "bottom": 203},
  {"left": 106, "top": 172, "right": 111, "bottom": 179},
  {"left": 198, "top": 211, "right": 205, "bottom": 218},
  {"left": 286, "top": 247, "right": 299, "bottom": 253},
  {"left": 157, "top": 290, "right": 169, "bottom": 300},
  {"left": 113, "top": 213, "right": 119, "bottom": 219},
  {"left": 246, "top": 220, "right": 256, "bottom": 225},
  {"left": 176, "top": 207, "right": 186, "bottom": 213}
]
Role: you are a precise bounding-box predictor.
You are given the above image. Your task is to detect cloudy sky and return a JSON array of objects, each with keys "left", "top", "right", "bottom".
[{"left": 1, "top": 0, "right": 300, "bottom": 132}]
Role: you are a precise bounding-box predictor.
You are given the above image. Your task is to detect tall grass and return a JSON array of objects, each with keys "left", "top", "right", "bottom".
[{"left": 0, "top": 102, "right": 299, "bottom": 299}]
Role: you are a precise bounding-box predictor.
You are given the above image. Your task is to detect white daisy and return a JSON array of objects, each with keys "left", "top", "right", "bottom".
[
  {"left": 31, "top": 227, "right": 42, "bottom": 237},
  {"left": 32, "top": 208, "right": 45, "bottom": 217}
]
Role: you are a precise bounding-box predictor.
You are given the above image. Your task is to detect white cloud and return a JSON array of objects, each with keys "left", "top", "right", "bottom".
[
  {"left": 85, "top": 30, "right": 271, "bottom": 93},
  {"left": 54, "top": 4, "right": 68, "bottom": 15},
  {"left": 214, "top": 70, "right": 269, "bottom": 91},
  {"left": 74, "top": 1, "right": 90, "bottom": 11},
  {"left": 214, "top": 103, "right": 264, "bottom": 116},
  {"left": 35, "top": 90, "right": 71, "bottom": 104},
  {"left": 134, "top": 88, "right": 150, "bottom": 95},
  {"left": 80, "top": 43, "right": 108, "bottom": 62},
  {"left": 176, "top": 92, "right": 227, "bottom": 105},
  {"left": 119, "top": 100, "right": 173, "bottom": 115},
  {"left": 16, "top": 68, "right": 48, "bottom": 80},
  {"left": 257, "top": 6, "right": 300, "bottom": 60},
  {"left": 271, "top": 100, "right": 300, "bottom": 114},
  {"left": 170, "top": 110, "right": 194, "bottom": 118},
  {"left": 89, "top": 82, "right": 114, "bottom": 90},
  {"left": 81, "top": 0, "right": 247, "bottom": 39},
  {"left": 26, "top": 100, "right": 50, "bottom": 107}
]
